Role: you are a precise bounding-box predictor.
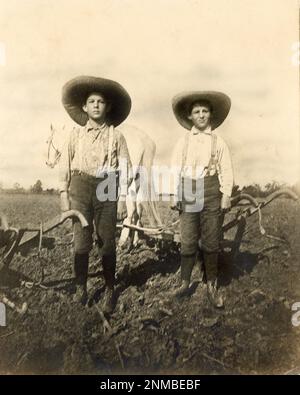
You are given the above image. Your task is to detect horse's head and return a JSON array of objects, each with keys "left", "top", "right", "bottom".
[{"left": 45, "top": 124, "right": 66, "bottom": 168}]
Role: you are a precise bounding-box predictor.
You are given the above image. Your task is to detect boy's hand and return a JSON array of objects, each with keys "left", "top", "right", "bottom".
[
  {"left": 117, "top": 200, "right": 127, "bottom": 221},
  {"left": 170, "top": 195, "right": 177, "bottom": 210},
  {"left": 60, "top": 191, "right": 70, "bottom": 212},
  {"left": 221, "top": 194, "right": 231, "bottom": 211},
  {"left": 170, "top": 196, "right": 182, "bottom": 213}
]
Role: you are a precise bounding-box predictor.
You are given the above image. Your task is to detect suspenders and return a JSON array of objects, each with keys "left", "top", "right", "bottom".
[
  {"left": 107, "top": 125, "right": 114, "bottom": 171},
  {"left": 78, "top": 125, "right": 115, "bottom": 173},
  {"left": 181, "top": 132, "right": 190, "bottom": 174},
  {"left": 207, "top": 133, "right": 218, "bottom": 176},
  {"left": 78, "top": 129, "right": 83, "bottom": 172},
  {"left": 181, "top": 131, "right": 218, "bottom": 177}
]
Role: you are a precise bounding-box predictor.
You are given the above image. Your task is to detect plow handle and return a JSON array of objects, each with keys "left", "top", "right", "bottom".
[
  {"left": 230, "top": 193, "right": 259, "bottom": 208},
  {"left": 60, "top": 210, "right": 89, "bottom": 228},
  {"left": 17, "top": 210, "right": 89, "bottom": 247},
  {"left": 262, "top": 188, "right": 299, "bottom": 204},
  {"left": 223, "top": 188, "right": 299, "bottom": 233},
  {"left": 1, "top": 210, "right": 88, "bottom": 267}
]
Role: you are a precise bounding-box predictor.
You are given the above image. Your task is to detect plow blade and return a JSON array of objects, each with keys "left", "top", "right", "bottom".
[{"left": 1, "top": 210, "right": 88, "bottom": 268}]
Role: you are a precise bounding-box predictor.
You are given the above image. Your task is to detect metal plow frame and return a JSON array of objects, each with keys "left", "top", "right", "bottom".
[
  {"left": 117, "top": 188, "right": 299, "bottom": 255},
  {"left": 0, "top": 210, "right": 88, "bottom": 270}
]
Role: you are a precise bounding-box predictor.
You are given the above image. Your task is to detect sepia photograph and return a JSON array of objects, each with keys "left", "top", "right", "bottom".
[{"left": 0, "top": 0, "right": 299, "bottom": 378}]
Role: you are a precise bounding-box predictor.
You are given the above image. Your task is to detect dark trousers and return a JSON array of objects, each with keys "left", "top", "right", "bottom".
[
  {"left": 69, "top": 174, "right": 118, "bottom": 286},
  {"left": 179, "top": 175, "right": 222, "bottom": 283}
]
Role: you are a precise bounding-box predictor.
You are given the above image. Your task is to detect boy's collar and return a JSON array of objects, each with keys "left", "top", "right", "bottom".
[
  {"left": 85, "top": 120, "right": 108, "bottom": 132},
  {"left": 191, "top": 125, "right": 212, "bottom": 135}
]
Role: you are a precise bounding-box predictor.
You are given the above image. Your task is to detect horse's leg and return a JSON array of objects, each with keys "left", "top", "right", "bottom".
[
  {"left": 119, "top": 182, "right": 138, "bottom": 249},
  {"left": 133, "top": 195, "right": 143, "bottom": 247}
]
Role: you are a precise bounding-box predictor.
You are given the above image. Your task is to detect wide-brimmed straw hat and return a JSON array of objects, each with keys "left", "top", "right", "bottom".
[
  {"left": 62, "top": 75, "right": 131, "bottom": 126},
  {"left": 172, "top": 91, "right": 231, "bottom": 130}
]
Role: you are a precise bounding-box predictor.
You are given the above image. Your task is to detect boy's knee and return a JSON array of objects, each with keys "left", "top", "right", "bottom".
[
  {"left": 181, "top": 240, "right": 198, "bottom": 256},
  {"left": 74, "top": 244, "right": 92, "bottom": 255},
  {"left": 201, "top": 237, "right": 220, "bottom": 254},
  {"left": 73, "top": 228, "right": 93, "bottom": 254},
  {"left": 101, "top": 239, "right": 116, "bottom": 256}
]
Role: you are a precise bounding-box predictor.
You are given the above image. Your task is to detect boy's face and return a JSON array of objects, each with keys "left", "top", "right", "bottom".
[
  {"left": 188, "top": 103, "right": 212, "bottom": 131},
  {"left": 82, "top": 92, "right": 110, "bottom": 123}
]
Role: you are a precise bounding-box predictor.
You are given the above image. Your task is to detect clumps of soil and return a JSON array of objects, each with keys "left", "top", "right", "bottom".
[{"left": 0, "top": 198, "right": 300, "bottom": 374}]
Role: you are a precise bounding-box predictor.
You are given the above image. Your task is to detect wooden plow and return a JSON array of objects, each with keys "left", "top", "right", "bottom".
[
  {"left": 0, "top": 210, "right": 88, "bottom": 271},
  {"left": 0, "top": 210, "right": 89, "bottom": 313},
  {"left": 117, "top": 188, "right": 299, "bottom": 257},
  {"left": 0, "top": 188, "right": 298, "bottom": 312},
  {"left": 1, "top": 189, "right": 298, "bottom": 268}
]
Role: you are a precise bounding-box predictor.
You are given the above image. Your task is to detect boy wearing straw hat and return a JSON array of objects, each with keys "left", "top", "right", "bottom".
[
  {"left": 171, "top": 91, "right": 234, "bottom": 308},
  {"left": 59, "top": 76, "right": 132, "bottom": 312}
]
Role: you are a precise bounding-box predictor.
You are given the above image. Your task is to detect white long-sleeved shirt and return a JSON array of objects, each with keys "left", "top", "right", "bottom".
[{"left": 171, "top": 126, "right": 234, "bottom": 197}]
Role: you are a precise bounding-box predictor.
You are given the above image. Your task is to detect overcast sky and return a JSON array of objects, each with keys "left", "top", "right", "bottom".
[{"left": 0, "top": 0, "right": 299, "bottom": 189}]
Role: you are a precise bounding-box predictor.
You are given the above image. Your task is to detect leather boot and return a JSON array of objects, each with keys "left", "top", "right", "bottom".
[
  {"left": 102, "top": 286, "right": 115, "bottom": 314},
  {"left": 196, "top": 249, "right": 205, "bottom": 283},
  {"left": 204, "top": 252, "right": 224, "bottom": 308},
  {"left": 74, "top": 284, "right": 88, "bottom": 305},
  {"left": 203, "top": 251, "right": 218, "bottom": 283},
  {"left": 207, "top": 280, "right": 224, "bottom": 308},
  {"left": 73, "top": 253, "right": 88, "bottom": 305},
  {"left": 172, "top": 254, "right": 196, "bottom": 298},
  {"left": 101, "top": 254, "right": 116, "bottom": 314}
]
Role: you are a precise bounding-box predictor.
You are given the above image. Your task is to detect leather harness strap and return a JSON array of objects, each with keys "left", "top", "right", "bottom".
[
  {"left": 107, "top": 125, "right": 114, "bottom": 170},
  {"left": 78, "top": 125, "right": 115, "bottom": 173},
  {"left": 206, "top": 133, "right": 218, "bottom": 176},
  {"left": 181, "top": 131, "right": 190, "bottom": 174},
  {"left": 181, "top": 131, "right": 218, "bottom": 177}
]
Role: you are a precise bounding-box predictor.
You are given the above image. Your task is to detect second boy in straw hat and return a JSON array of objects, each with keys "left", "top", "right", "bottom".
[
  {"left": 59, "top": 76, "right": 132, "bottom": 313},
  {"left": 171, "top": 91, "right": 234, "bottom": 308}
]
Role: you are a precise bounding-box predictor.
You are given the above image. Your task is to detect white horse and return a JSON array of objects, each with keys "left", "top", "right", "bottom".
[
  {"left": 46, "top": 123, "right": 163, "bottom": 249},
  {"left": 117, "top": 124, "right": 162, "bottom": 247}
]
